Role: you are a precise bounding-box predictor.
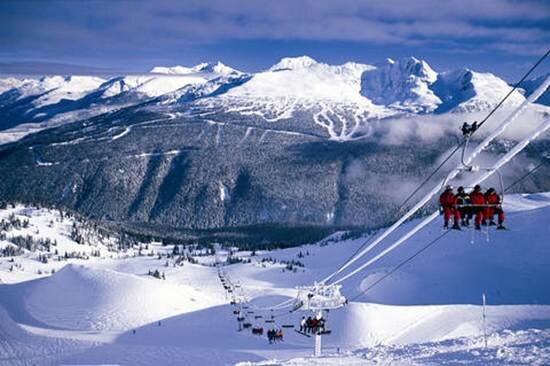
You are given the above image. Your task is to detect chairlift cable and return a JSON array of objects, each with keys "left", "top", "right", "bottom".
[
  {"left": 348, "top": 230, "right": 450, "bottom": 302},
  {"left": 504, "top": 160, "right": 547, "bottom": 192},
  {"left": 331, "top": 116, "right": 550, "bottom": 286},
  {"left": 322, "top": 63, "right": 550, "bottom": 285}
]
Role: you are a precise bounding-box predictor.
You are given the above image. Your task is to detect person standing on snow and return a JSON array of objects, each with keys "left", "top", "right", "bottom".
[
  {"left": 439, "top": 186, "right": 461, "bottom": 230},
  {"left": 469, "top": 185, "right": 486, "bottom": 230},
  {"left": 484, "top": 188, "right": 505, "bottom": 229}
]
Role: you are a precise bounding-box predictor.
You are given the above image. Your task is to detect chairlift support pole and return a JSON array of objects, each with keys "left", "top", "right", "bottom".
[
  {"left": 294, "top": 283, "right": 346, "bottom": 357},
  {"left": 482, "top": 293, "right": 488, "bottom": 349},
  {"left": 314, "top": 309, "right": 323, "bottom": 357}
]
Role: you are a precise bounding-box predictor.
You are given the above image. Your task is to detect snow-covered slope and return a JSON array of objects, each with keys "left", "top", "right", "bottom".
[
  {"left": 432, "top": 68, "right": 525, "bottom": 113},
  {"left": 1, "top": 56, "right": 547, "bottom": 145},
  {"left": 151, "top": 61, "right": 241, "bottom": 76},
  {"left": 0, "top": 193, "right": 549, "bottom": 365},
  {"left": 22, "top": 264, "right": 220, "bottom": 331},
  {"left": 227, "top": 56, "right": 374, "bottom": 101}
]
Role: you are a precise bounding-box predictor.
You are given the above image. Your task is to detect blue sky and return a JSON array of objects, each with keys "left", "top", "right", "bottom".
[{"left": 1, "top": 0, "right": 549, "bottom": 80}]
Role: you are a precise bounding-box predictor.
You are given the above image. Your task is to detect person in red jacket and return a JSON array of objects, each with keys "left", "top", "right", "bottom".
[
  {"left": 484, "top": 188, "right": 505, "bottom": 229},
  {"left": 439, "top": 186, "right": 461, "bottom": 230},
  {"left": 469, "top": 185, "right": 486, "bottom": 230}
]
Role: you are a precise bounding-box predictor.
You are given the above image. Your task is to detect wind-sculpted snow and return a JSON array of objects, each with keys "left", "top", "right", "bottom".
[{"left": 22, "top": 264, "right": 221, "bottom": 331}]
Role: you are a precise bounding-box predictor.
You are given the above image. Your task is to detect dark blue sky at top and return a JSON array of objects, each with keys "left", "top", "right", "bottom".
[{"left": 1, "top": 0, "right": 549, "bottom": 81}]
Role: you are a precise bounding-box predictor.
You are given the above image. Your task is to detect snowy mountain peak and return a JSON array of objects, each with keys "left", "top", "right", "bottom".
[
  {"left": 360, "top": 56, "right": 440, "bottom": 112},
  {"left": 392, "top": 57, "right": 437, "bottom": 81},
  {"left": 150, "top": 61, "right": 240, "bottom": 75},
  {"left": 269, "top": 56, "right": 318, "bottom": 71},
  {"left": 150, "top": 65, "right": 195, "bottom": 74},
  {"left": 191, "top": 61, "right": 240, "bottom": 75}
]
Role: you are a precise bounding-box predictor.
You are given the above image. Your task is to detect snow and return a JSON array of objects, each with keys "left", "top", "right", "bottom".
[
  {"left": 0, "top": 193, "right": 549, "bottom": 365},
  {"left": 432, "top": 69, "right": 525, "bottom": 113},
  {"left": 98, "top": 74, "right": 208, "bottom": 98},
  {"left": 360, "top": 57, "right": 440, "bottom": 113},
  {"left": 270, "top": 56, "right": 319, "bottom": 71},
  {"left": 23, "top": 264, "right": 218, "bottom": 331},
  {"left": 229, "top": 58, "right": 373, "bottom": 101},
  {"left": 151, "top": 61, "right": 241, "bottom": 75},
  {"left": 1, "top": 56, "right": 547, "bottom": 146}
]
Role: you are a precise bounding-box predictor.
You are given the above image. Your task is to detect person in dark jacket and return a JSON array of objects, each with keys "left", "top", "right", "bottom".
[{"left": 455, "top": 186, "right": 472, "bottom": 226}]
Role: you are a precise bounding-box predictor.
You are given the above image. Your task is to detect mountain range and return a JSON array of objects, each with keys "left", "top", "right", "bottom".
[{"left": 0, "top": 56, "right": 548, "bottom": 245}]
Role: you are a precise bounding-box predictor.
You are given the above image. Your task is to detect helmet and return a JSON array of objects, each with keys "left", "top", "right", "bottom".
[
  {"left": 445, "top": 185, "right": 453, "bottom": 191},
  {"left": 457, "top": 186, "right": 464, "bottom": 193},
  {"left": 474, "top": 185, "right": 481, "bottom": 191},
  {"left": 487, "top": 187, "right": 495, "bottom": 193}
]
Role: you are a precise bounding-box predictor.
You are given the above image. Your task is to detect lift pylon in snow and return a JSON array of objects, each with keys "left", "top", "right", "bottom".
[{"left": 293, "top": 283, "right": 347, "bottom": 357}]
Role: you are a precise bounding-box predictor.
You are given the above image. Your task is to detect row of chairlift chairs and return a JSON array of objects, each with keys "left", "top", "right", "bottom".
[{"left": 217, "top": 266, "right": 347, "bottom": 341}]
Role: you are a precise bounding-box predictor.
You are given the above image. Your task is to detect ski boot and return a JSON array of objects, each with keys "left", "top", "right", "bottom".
[
  {"left": 475, "top": 224, "right": 481, "bottom": 230},
  {"left": 451, "top": 223, "right": 461, "bottom": 230},
  {"left": 489, "top": 220, "right": 496, "bottom": 226},
  {"left": 496, "top": 224, "right": 506, "bottom": 230}
]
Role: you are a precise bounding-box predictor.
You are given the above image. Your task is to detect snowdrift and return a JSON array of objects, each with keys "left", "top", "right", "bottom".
[{"left": 16, "top": 264, "right": 218, "bottom": 331}]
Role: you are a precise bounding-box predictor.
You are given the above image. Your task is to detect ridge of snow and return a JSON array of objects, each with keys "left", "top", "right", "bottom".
[
  {"left": 432, "top": 68, "right": 526, "bottom": 113},
  {"left": 150, "top": 61, "right": 241, "bottom": 76}
]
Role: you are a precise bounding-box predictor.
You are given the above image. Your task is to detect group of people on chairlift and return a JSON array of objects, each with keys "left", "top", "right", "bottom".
[
  {"left": 299, "top": 315, "right": 326, "bottom": 334},
  {"left": 439, "top": 185, "right": 505, "bottom": 230},
  {"left": 267, "top": 327, "right": 284, "bottom": 343}
]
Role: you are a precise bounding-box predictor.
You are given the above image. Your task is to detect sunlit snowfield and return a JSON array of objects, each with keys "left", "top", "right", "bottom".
[{"left": 1, "top": 193, "right": 549, "bottom": 365}]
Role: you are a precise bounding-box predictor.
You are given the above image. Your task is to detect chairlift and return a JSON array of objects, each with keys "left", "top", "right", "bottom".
[{"left": 252, "top": 327, "right": 264, "bottom": 335}]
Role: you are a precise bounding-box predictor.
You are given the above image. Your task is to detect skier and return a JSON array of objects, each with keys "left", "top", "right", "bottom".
[
  {"left": 439, "top": 186, "right": 461, "bottom": 230},
  {"left": 484, "top": 188, "right": 505, "bottom": 229},
  {"left": 469, "top": 185, "right": 486, "bottom": 230},
  {"left": 455, "top": 186, "right": 472, "bottom": 226}
]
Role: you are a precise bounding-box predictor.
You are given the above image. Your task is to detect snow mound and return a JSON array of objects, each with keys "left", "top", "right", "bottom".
[{"left": 23, "top": 264, "right": 215, "bottom": 331}]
